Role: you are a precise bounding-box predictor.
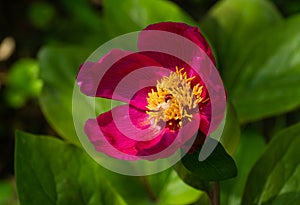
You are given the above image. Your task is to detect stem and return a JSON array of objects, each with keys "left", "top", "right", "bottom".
[
  {"left": 206, "top": 181, "right": 220, "bottom": 205},
  {"left": 213, "top": 181, "right": 220, "bottom": 205},
  {"left": 139, "top": 176, "right": 157, "bottom": 202}
]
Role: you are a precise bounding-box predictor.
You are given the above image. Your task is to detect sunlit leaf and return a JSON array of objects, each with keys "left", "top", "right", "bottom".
[
  {"left": 220, "top": 102, "right": 240, "bottom": 155},
  {"left": 15, "top": 131, "right": 126, "bottom": 205},
  {"left": 157, "top": 171, "right": 202, "bottom": 205},
  {"left": 221, "top": 130, "right": 266, "bottom": 205},
  {"left": 242, "top": 123, "right": 300, "bottom": 205},
  {"left": 201, "top": 0, "right": 282, "bottom": 83},
  {"left": 100, "top": 169, "right": 171, "bottom": 205},
  {"left": 0, "top": 179, "right": 18, "bottom": 205},
  {"left": 38, "top": 46, "right": 88, "bottom": 145},
  {"left": 103, "top": 0, "right": 195, "bottom": 36},
  {"left": 5, "top": 58, "right": 42, "bottom": 108},
  {"left": 231, "top": 15, "right": 300, "bottom": 122}
]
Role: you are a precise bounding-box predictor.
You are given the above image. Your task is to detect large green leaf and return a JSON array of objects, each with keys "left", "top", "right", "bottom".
[
  {"left": 231, "top": 15, "right": 300, "bottom": 122},
  {"left": 103, "top": 0, "right": 195, "bottom": 36},
  {"left": 241, "top": 122, "right": 300, "bottom": 205},
  {"left": 15, "top": 131, "right": 126, "bottom": 205},
  {"left": 201, "top": 0, "right": 282, "bottom": 84},
  {"left": 221, "top": 130, "right": 266, "bottom": 205},
  {"left": 38, "top": 46, "right": 87, "bottom": 145},
  {"left": 181, "top": 138, "right": 237, "bottom": 181}
]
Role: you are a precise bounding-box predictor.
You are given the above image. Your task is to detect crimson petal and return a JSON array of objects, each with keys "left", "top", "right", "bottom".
[
  {"left": 199, "top": 102, "right": 211, "bottom": 136},
  {"left": 84, "top": 105, "right": 182, "bottom": 160},
  {"left": 139, "top": 51, "right": 207, "bottom": 89},
  {"left": 139, "top": 22, "right": 215, "bottom": 64},
  {"left": 77, "top": 49, "right": 129, "bottom": 97},
  {"left": 77, "top": 49, "right": 172, "bottom": 109}
]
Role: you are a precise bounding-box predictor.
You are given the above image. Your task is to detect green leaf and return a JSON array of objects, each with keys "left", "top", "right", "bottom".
[
  {"left": 220, "top": 102, "right": 241, "bottom": 155},
  {"left": 193, "top": 193, "right": 211, "bottom": 205},
  {"left": 99, "top": 167, "right": 200, "bottom": 205},
  {"left": 60, "top": 0, "right": 102, "bottom": 30},
  {"left": 174, "top": 161, "right": 210, "bottom": 191},
  {"left": 38, "top": 46, "right": 110, "bottom": 146},
  {"left": 241, "top": 122, "right": 300, "bottom": 205},
  {"left": 181, "top": 138, "right": 237, "bottom": 181},
  {"left": 270, "top": 0, "right": 300, "bottom": 16},
  {"left": 0, "top": 179, "right": 19, "bottom": 205},
  {"left": 99, "top": 170, "right": 171, "bottom": 205},
  {"left": 28, "top": 1, "right": 55, "bottom": 29},
  {"left": 201, "top": 0, "right": 282, "bottom": 84},
  {"left": 15, "top": 131, "right": 126, "bottom": 205},
  {"left": 157, "top": 171, "right": 202, "bottom": 205},
  {"left": 231, "top": 15, "right": 300, "bottom": 122},
  {"left": 103, "top": 0, "right": 195, "bottom": 35},
  {"left": 221, "top": 130, "right": 266, "bottom": 205},
  {"left": 5, "top": 58, "right": 43, "bottom": 108}
]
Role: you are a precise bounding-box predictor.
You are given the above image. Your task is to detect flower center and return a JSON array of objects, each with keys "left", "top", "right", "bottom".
[{"left": 146, "top": 67, "right": 208, "bottom": 131}]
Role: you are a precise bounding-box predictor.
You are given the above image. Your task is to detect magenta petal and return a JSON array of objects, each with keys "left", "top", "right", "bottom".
[
  {"left": 183, "top": 28, "right": 215, "bottom": 65},
  {"left": 199, "top": 103, "right": 211, "bottom": 136},
  {"left": 77, "top": 49, "right": 173, "bottom": 109},
  {"left": 106, "top": 60, "right": 170, "bottom": 109},
  {"left": 136, "top": 129, "right": 177, "bottom": 158},
  {"left": 84, "top": 104, "right": 200, "bottom": 160},
  {"left": 138, "top": 113, "right": 201, "bottom": 160},
  {"left": 85, "top": 105, "right": 149, "bottom": 160},
  {"left": 139, "top": 51, "right": 209, "bottom": 99},
  {"left": 140, "top": 22, "right": 215, "bottom": 64},
  {"left": 97, "top": 52, "right": 161, "bottom": 101},
  {"left": 140, "top": 51, "right": 205, "bottom": 84},
  {"left": 85, "top": 118, "right": 139, "bottom": 160},
  {"left": 130, "top": 86, "right": 155, "bottom": 110},
  {"left": 84, "top": 105, "right": 175, "bottom": 160},
  {"left": 140, "top": 51, "right": 189, "bottom": 71},
  {"left": 77, "top": 49, "right": 130, "bottom": 97}
]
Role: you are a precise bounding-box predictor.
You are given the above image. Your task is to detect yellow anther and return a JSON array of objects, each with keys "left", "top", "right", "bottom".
[{"left": 146, "top": 67, "right": 208, "bottom": 130}]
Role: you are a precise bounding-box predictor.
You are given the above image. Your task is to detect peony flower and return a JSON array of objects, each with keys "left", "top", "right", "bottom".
[{"left": 77, "top": 22, "right": 223, "bottom": 161}]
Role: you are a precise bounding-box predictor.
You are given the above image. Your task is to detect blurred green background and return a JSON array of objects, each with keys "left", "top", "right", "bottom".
[{"left": 1, "top": 0, "right": 300, "bottom": 204}]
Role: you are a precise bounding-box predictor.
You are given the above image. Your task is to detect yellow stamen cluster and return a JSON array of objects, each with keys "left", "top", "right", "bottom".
[{"left": 146, "top": 67, "right": 207, "bottom": 130}]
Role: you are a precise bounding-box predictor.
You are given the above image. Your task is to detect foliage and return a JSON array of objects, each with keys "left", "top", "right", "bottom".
[{"left": 5, "top": 59, "right": 42, "bottom": 108}]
